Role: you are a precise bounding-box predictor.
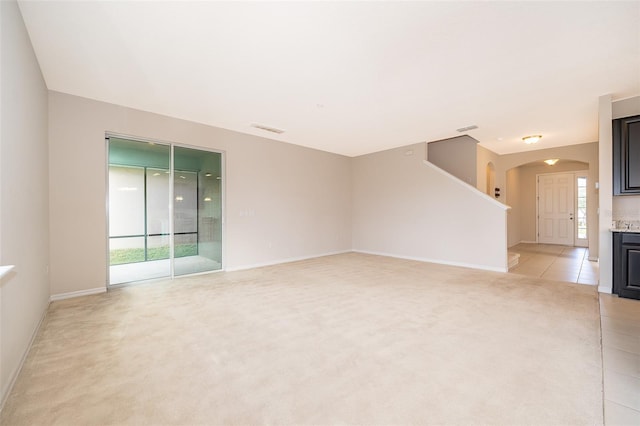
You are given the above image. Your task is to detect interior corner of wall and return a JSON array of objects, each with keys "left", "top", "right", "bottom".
[{"left": 597, "top": 285, "right": 612, "bottom": 294}]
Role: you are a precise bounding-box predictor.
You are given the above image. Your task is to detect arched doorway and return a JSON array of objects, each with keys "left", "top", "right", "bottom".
[{"left": 506, "top": 159, "right": 597, "bottom": 284}]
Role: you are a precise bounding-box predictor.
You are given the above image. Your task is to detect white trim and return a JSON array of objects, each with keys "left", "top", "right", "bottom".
[
  {"left": 353, "top": 249, "right": 508, "bottom": 273},
  {"left": 169, "top": 144, "right": 175, "bottom": 278},
  {"left": 507, "top": 240, "right": 537, "bottom": 248},
  {"left": 573, "top": 281, "right": 598, "bottom": 287},
  {"left": 220, "top": 152, "right": 227, "bottom": 271},
  {"left": 225, "top": 250, "right": 352, "bottom": 272},
  {"left": 0, "top": 303, "right": 48, "bottom": 413},
  {"left": 588, "top": 256, "right": 599, "bottom": 262},
  {"left": 104, "top": 137, "right": 110, "bottom": 288},
  {"left": 612, "top": 94, "right": 640, "bottom": 103},
  {"left": 598, "top": 285, "right": 613, "bottom": 294},
  {"left": 50, "top": 287, "right": 106, "bottom": 302},
  {"left": 422, "top": 160, "right": 510, "bottom": 211}
]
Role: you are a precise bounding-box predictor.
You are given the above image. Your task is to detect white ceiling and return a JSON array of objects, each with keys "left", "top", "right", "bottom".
[{"left": 17, "top": 1, "right": 640, "bottom": 157}]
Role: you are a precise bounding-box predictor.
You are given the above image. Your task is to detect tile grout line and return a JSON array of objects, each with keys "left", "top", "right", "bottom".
[
  {"left": 539, "top": 247, "right": 580, "bottom": 282},
  {"left": 537, "top": 247, "right": 559, "bottom": 278},
  {"left": 604, "top": 398, "right": 640, "bottom": 415},
  {"left": 576, "top": 248, "right": 587, "bottom": 284}
]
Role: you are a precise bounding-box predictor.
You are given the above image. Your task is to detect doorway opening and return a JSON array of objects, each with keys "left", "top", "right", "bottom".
[
  {"left": 107, "top": 136, "right": 223, "bottom": 285},
  {"left": 506, "top": 159, "right": 596, "bottom": 283}
]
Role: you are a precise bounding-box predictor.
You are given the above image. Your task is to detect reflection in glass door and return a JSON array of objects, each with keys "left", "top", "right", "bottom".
[
  {"left": 107, "top": 137, "right": 222, "bottom": 285},
  {"left": 174, "top": 146, "right": 223, "bottom": 276}
]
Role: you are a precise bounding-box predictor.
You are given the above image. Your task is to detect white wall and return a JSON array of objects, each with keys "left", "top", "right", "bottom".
[
  {"left": 613, "top": 196, "right": 640, "bottom": 220},
  {"left": 427, "top": 135, "right": 478, "bottom": 187},
  {"left": 599, "top": 95, "right": 614, "bottom": 292},
  {"left": 506, "top": 167, "right": 521, "bottom": 247},
  {"left": 0, "top": 0, "right": 50, "bottom": 407},
  {"left": 352, "top": 142, "right": 508, "bottom": 272},
  {"left": 48, "top": 92, "right": 352, "bottom": 297}
]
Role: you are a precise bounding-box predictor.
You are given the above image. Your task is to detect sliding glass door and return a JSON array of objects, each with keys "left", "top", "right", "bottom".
[{"left": 107, "top": 137, "right": 222, "bottom": 285}]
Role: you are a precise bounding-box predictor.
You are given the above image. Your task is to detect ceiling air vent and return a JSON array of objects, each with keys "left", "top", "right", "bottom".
[
  {"left": 456, "top": 125, "right": 478, "bottom": 132},
  {"left": 251, "top": 123, "right": 285, "bottom": 134}
]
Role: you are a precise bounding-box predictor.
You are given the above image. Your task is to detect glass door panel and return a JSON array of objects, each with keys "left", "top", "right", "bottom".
[
  {"left": 173, "top": 146, "right": 222, "bottom": 276},
  {"left": 575, "top": 175, "right": 588, "bottom": 247},
  {"left": 108, "top": 138, "right": 171, "bottom": 284},
  {"left": 146, "top": 168, "right": 171, "bottom": 261}
]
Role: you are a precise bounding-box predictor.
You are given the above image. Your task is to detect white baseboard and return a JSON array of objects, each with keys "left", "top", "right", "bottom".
[
  {"left": 50, "top": 287, "right": 106, "bottom": 302},
  {"left": 353, "top": 250, "right": 508, "bottom": 273},
  {"left": 225, "top": 250, "right": 353, "bottom": 272},
  {"left": 598, "top": 285, "right": 613, "bottom": 294},
  {"left": 225, "top": 250, "right": 352, "bottom": 272},
  {"left": 0, "top": 302, "right": 48, "bottom": 413},
  {"left": 574, "top": 281, "right": 598, "bottom": 287},
  {"left": 507, "top": 240, "right": 536, "bottom": 249}
]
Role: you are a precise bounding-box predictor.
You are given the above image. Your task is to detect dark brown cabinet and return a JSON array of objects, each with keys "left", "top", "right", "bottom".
[
  {"left": 613, "top": 232, "right": 640, "bottom": 300},
  {"left": 613, "top": 114, "right": 640, "bottom": 195}
]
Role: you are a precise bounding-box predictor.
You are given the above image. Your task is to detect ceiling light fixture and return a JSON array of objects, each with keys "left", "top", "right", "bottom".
[
  {"left": 544, "top": 159, "right": 559, "bottom": 166},
  {"left": 522, "top": 135, "right": 542, "bottom": 144}
]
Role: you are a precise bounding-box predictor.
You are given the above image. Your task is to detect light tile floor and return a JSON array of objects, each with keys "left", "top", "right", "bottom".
[
  {"left": 600, "top": 294, "right": 640, "bottom": 425},
  {"left": 509, "top": 243, "right": 598, "bottom": 285},
  {"left": 509, "top": 244, "right": 640, "bottom": 424}
]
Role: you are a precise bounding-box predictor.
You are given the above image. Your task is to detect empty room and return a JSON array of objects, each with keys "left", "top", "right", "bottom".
[{"left": 2, "top": 1, "right": 640, "bottom": 424}]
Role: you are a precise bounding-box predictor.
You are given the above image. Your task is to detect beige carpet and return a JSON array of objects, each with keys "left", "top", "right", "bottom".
[{"left": 1, "top": 253, "right": 603, "bottom": 425}]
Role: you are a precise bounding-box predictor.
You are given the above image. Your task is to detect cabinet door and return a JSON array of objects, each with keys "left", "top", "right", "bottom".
[
  {"left": 614, "top": 115, "right": 640, "bottom": 194},
  {"left": 621, "top": 244, "right": 640, "bottom": 300},
  {"left": 613, "top": 232, "right": 622, "bottom": 294}
]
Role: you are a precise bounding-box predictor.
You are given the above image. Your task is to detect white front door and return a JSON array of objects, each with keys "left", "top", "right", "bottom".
[{"left": 538, "top": 173, "right": 575, "bottom": 245}]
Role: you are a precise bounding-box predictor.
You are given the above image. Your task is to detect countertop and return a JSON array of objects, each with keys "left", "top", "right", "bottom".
[
  {"left": 611, "top": 220, "right": 640, "bottom": 233},
  {"left": 611, "top": 228, "right": 640, "bottom": 233}
]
